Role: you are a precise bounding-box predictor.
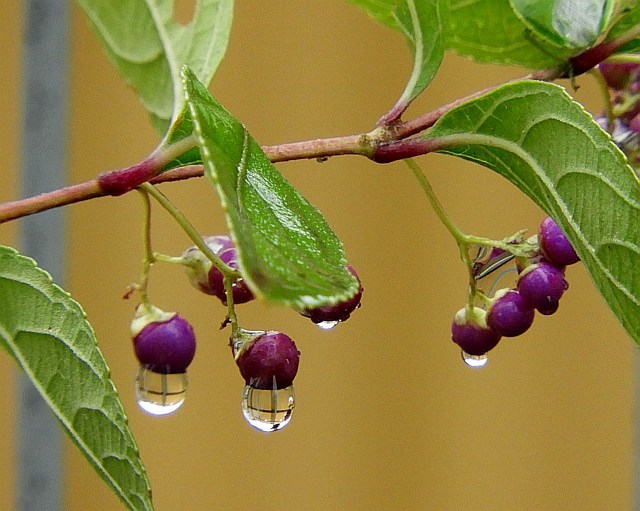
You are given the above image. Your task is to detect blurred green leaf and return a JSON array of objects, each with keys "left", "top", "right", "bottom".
[
  {"left": 181, "top": 67, "right": 360, "bottom": 309},
  {"left": 427, "top": 81, "right": 640, "bottom": 343},
  {"left": 445, "top": 0, "right": 576, "bottom": 68},
  {"left": 345, "top": 0, "right": 397, "bottom": 28},
  {"left": 509, "top": 0, "right": 613, "bottom": 49},
  {"left": 605, "top": 0, "right": 640, "bottom": 47},
  {"left": 0, "top": 246, "right": 153, "bottom": 511},
  {"left": 76, "top": 0, "right": 233, "bottom": 131}
]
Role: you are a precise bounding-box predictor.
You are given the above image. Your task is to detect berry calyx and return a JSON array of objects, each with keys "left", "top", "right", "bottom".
[
  {"left": 486, "top": 289, "right": 535, "bottom": 337},
  {"left": 517, "top": 262, "right": 568, "bottom": 315},
  {"left": 299, "top": 265, "right": 363, "bottom": 324},
  {"left": 451, "top": 307, "right": 501, "bottom": 356},
  {"left": 538, "top": 216, "right": 579, "bottom": 267},
  {"left": 183, "top": 235, "right": 255, "bottom": 305},
  {"left": 131, "top": 305, "right": 196, "bottom": 374},
  {"left": 235, "top": 331, "right": 300, "bottom": 390}
]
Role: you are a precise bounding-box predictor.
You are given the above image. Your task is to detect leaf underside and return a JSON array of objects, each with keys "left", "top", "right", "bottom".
[
  {"left": 0, "top": 246, "right": 153, "bottom": 511},
  {"left": 180, "top": 67, "right": 360, "bottom": 309},
  {"left": 427, "top": 81, "right": 640, "bottom": 344}
]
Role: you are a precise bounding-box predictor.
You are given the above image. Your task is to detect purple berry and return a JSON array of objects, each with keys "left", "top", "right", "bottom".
[
  {"left": 208, "top": 245, "right": 255, "bottom": 305},
  {"left": 538, "top": 216, "right": 579, "bottom": 266},
  {"left": 183, "top": 235, "right": 255, "bottom": 305},
  {"left": 517, "top": 262, "right": 568, "bottom": 315},
  {"left": 486, "top": 289, "right": 535, "bottom": 337},
  {"left": 451, "top": 307, "right": 501, "bottom": 356},
  {"left": 629, "top": 112, "right": 640, "bottom": 134},
  {"left": 132, "top": 312, "right": 196, "bottom": 374},
  {"left": 299, "top": 265, "right": 363, "bottom": 324},
  {"left": 236, "top": 332, "right": 300, "bottom": 390},
  {"left": 599, "top": 62, "right": 640, "bottom": 90}
]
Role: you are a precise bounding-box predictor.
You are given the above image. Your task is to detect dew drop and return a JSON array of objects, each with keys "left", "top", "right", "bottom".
[
  {"left": 316, "top": 320, "right": 339, "bottom": 330},
  {"left": 242, "top": 384, "right": 295, "bottom": 432},
  {"left": 136, "top": 366, "right": 188, "bottom": 416},
  {"left": 461, "top": 351, "right": 488, "bottom": 368}
]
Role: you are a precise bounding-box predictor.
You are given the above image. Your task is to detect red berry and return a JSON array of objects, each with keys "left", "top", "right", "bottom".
[
  {"left": 299, "top": 265, "right": 363, "bottom": 324},
  {"left": 451, "top": 307, "right": 501, "bottom": 356},
  {"left": 236, "top": 332, "right": 300, "bottom": 390}
]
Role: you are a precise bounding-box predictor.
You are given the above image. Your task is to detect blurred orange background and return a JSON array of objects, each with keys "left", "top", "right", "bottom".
[{"left": 0, "top": 1, "right": 635, "bottom": 510}]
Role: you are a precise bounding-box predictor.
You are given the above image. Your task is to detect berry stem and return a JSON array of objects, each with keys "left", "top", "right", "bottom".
[
  {"left": 406, "top": 159, "right": 534, "bottom": 312},
  {"left": 223, "top": 274, "right": 239, "bottom": 334},
  {"left": 604, "top": 53, "right": 640, "bottom": 64},
  {"left": 139, "top": 183, "right": 238, "bottom": 280},
  {"left": 590, "top": 68, "right": 615, "bottom": 131},
  {"left": 152, "top": 252, "right": 194, "bottom": 266},
  {"left": 136, "top": 188, "right": 154, "bottom": 309},
  {"left": 139, "top": 183, "right": 242, "bottom": 330},
  {"left": 405, "top": 159, "right": 466, "bottom": 241},
  {"left": 404, "top": 159, "right": 479, "bottom": 308}
]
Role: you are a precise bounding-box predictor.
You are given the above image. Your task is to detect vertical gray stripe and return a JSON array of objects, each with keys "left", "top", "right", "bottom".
[{"left": 18, "top": 1, "right": 69, "bottom": 510}]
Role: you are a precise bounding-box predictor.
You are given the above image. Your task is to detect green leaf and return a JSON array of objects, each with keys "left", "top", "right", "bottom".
[
  {"left": 181, "top": 67, "right": 360, "bottom": 308},
  {"left": 380, "top": 0, "right": 447, "bottom": 122},
  {"left": 348, "top": 0, "right": 446, "bottom": 121},
  {"left": 426, "top": 81, "right": 640, "bottom": 344},
  {"left": 158, "top": 106, "right": 202, "bottom": 171},
  {"left": 345, "top": 0, "right": 397, "bottom": 28},
  {"left": 0, "top": 246, "right": 153, "bottom": 511},
  {"left": 76, "top": 0, "right": 234, "bottom": 131},
  {"left": 605, "top": 0, "right": 640, "bottom": 42},
  {"left": 445, "top": 0, "right": 575, "bottom": 68},
  {"left": 509, "top": 0, "right": 613, "bottom": 49}
]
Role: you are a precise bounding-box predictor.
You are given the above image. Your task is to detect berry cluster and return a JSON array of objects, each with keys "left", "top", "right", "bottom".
[
  {"left": 452, "top": 216, "right": 579, "bottom": 360},
  {"left": 130, "top": 233, "right": 363, "bottom": 427},
  {"left": 597, "top": 61, "right": 640, "bottom": 164}
]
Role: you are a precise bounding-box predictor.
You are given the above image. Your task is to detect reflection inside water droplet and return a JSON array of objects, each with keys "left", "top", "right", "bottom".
[
  {"left": 242, "top": 384, "right": 295, "bottom": 432},
  {"left": 461, "top": 351, "right": 488, "bottom": 368},
  {"left": 316, "top": 320, "right": 339, "bottom": 330},
  {"left": 136, "top": 366, "right": 188, "bottom": 416}
]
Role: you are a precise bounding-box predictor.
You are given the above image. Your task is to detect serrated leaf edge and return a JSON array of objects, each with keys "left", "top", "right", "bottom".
[{"left": 0, "top": 247, "right": 152, "bottom": 511}]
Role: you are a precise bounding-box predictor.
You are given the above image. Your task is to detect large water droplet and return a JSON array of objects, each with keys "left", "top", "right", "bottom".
[
  {"left": 136, "top": 366, "right": 188, "bottom": 416},
  {"left": 461, "top": 351, "right": 488, "bottom": 368},
  {"left": 316, "top": 320, "right": 339, "bottom": 330},
  {"left": 242, "top": 384, "right": 295, "bottom": 432}
]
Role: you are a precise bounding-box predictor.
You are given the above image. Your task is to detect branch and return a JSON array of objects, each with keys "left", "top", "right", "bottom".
[{"left": 0, "top": 34, "right": 633, "bottom": 225}]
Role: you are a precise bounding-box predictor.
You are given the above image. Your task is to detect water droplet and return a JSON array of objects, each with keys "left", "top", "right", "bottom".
[
  {"left": 242, "top": 384, "right": 295, "bottom": 432},
  {"left": 461, "top": 351, "right": 488, "bottom": 368},
  {"left": 136, "top": 366, "right": 188, "bottom": 416},
  {"left": 316, "top": 320, "right": 339, "bottom": 330}
]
